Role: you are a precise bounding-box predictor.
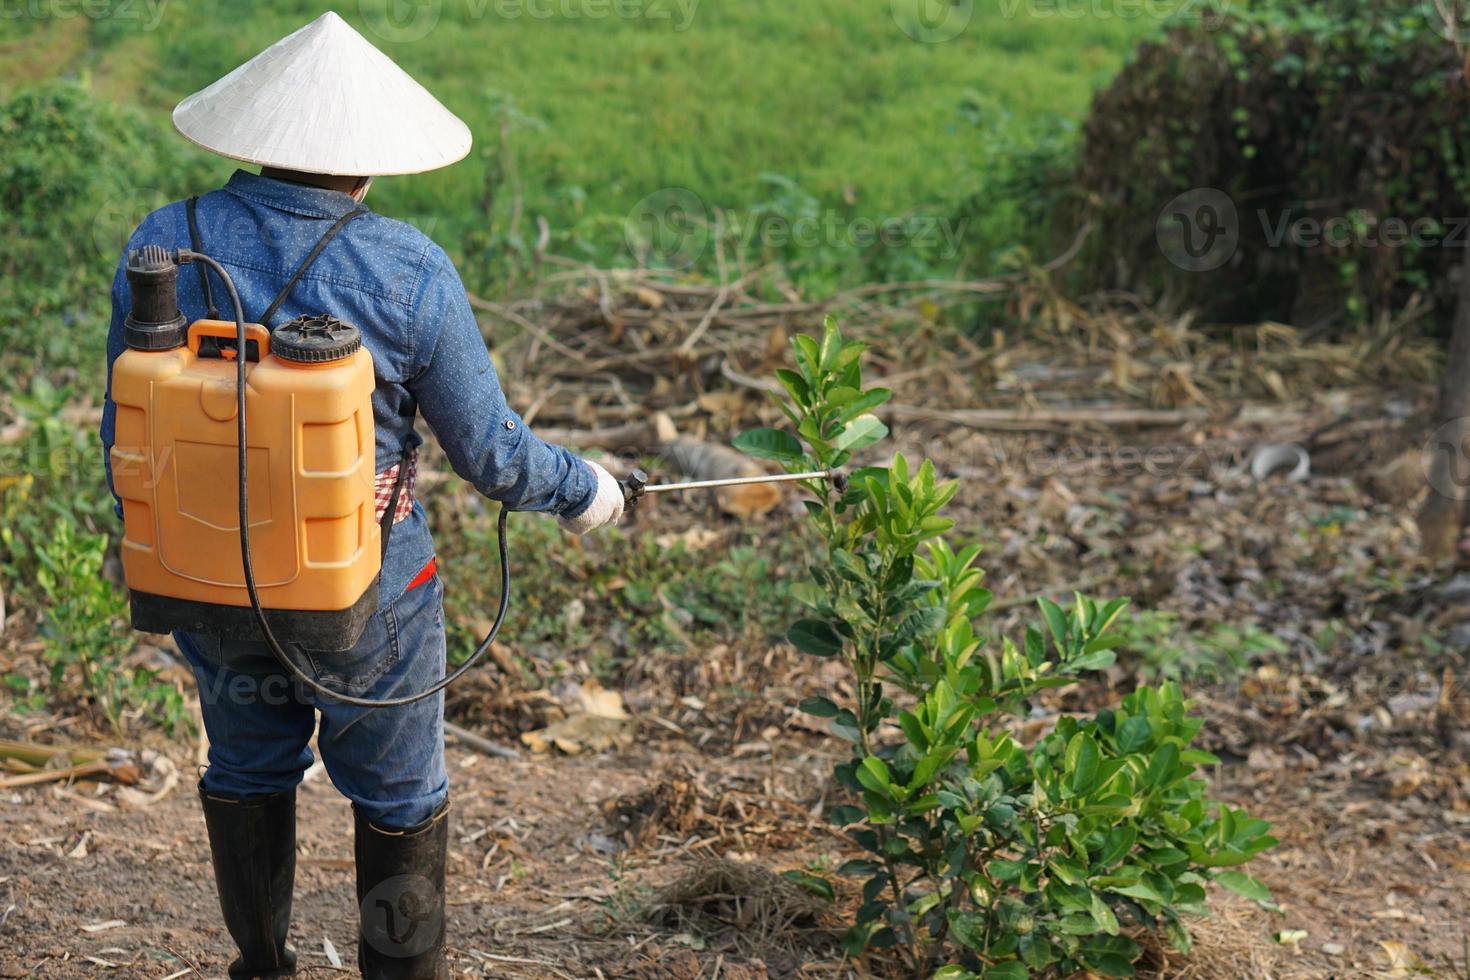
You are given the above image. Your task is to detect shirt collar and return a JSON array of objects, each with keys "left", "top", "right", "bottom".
[{"left": 223, "top": 169, "right": 365, "bottom": 219}]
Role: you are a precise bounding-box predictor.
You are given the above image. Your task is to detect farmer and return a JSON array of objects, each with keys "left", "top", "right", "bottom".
[{"left": 99, "top": 11, "right": 624, "bottom": 978}]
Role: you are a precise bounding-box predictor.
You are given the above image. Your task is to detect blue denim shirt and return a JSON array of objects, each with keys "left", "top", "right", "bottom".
[{"left": 101, "top": 170, "right": 595, "bottom": 603}]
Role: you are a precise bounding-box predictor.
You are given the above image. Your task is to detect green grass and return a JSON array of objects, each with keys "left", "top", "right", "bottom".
[{"left": 0, "top": 0, "right": 1171, "bottom": 288}]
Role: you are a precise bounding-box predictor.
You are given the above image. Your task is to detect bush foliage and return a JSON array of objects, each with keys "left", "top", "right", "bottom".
[
  {"left": 1078, "top": 0, "right": 1470, "bottom": 329},
  {"left": 737, "top": 319, "right": 1275, "bottom": 977}
]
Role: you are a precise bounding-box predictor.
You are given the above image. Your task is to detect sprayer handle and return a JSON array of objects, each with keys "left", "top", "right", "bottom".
[
  {"left": 188, "top": 320, "right": 271, "bottom": 361},
  {"left": 621, "top": 468, "right": 648, "bottom": 509}
]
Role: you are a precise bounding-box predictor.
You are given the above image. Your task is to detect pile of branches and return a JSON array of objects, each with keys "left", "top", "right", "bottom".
[{"left": 467, "top": 245, "right": 1438, "bottom": 475}]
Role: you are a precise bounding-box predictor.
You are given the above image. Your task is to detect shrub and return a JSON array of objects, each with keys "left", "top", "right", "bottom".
[
  {"left": 0, "top": 79, "right": 211, "bottom": 371},
  {"left": 0, "top": 378, "right": 116, "bottom": 594},
  {"left": 32, "top": 520, "right": 187, "bottom": 736},
  {"left": 1077, "top": 0, "right": 1470, "bottom": 330},
  {"left": 736, "top": 318, "right": 1275, "bottom": 977},
  {"left": 0, "top": 379, "right": 189, "bottom": 735}
]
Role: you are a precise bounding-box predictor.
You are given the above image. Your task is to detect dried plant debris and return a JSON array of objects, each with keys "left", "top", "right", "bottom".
[{"left": 646, "top": 857, "right": 835, "bottom": 957}]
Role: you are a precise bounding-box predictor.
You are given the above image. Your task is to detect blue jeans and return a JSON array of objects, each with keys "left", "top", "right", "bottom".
[{"left": 179, "top": 574, "right": 449, "bottom": 828}]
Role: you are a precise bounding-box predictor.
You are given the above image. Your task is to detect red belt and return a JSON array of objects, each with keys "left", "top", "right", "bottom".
[{"left": 407, "top": 557, "right": 436, "bottom": 591}]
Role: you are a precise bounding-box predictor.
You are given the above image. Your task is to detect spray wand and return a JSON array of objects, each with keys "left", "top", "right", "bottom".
[{"left": 620, "top": 468, "right": 847, "bottom": 507}]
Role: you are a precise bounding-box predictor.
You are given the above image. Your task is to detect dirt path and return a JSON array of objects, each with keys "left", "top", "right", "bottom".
[
  {"left": 6, "top": 383, "right": 1470, "bottom": 978},
  {"left": 4, "top": 723, "right": 1469, "bottom": 979}
]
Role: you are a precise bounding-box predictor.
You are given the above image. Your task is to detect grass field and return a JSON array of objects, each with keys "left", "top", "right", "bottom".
[{"left": 0, "top": 0, "right": 1174, "bottom": 287}]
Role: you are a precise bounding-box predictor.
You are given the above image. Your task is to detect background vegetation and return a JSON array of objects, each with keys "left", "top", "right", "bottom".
[
  {"left": 0, "top": 0, "right": 1184, "bottom": 725},
  {"left": 1, "top": 2, "right": 1465, "bottom": 973}
]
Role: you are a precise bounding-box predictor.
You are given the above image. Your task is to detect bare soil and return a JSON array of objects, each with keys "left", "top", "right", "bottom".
[{"left": 5, "top": 321, "right": 1470, "bottom": 978}]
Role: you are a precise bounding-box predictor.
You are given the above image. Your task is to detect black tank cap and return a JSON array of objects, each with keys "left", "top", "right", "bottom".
[
  {"left": 272, "top": 314, "right": 362, "bottom": 363},
  {"left": 123, "top": 245, "right": 186, "bottom": 351}
]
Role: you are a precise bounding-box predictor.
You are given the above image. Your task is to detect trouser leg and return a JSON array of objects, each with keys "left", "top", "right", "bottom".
[{"left": 308, "top": 574, "right": 451, "bottom": 976}]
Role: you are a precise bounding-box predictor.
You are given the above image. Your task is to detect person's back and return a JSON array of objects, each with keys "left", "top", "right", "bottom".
[
  {"left": 105, "top": 169, "right": 600, "bottom": 601},
  {"left": 99, "top": 12, "right": 624, "bottom": 978}
]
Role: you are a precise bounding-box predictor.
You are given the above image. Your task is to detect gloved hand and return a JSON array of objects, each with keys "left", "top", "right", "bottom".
[{"left": 558, "top": 460, "right": 624, "bottom": 535}]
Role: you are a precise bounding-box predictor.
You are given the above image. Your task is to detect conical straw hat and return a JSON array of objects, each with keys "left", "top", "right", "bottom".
[{"left": 173, "top": 11, "right": 472, "bottom": 176}]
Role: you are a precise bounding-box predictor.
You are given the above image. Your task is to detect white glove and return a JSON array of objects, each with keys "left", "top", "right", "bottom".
[{"left": 558, "top": 460, "right": 624, "bottom": 535}]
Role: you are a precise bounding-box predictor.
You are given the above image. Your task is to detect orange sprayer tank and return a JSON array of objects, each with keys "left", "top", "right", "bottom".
[{"left": 110, "top": 310, "right": 380, "bottom": 651}]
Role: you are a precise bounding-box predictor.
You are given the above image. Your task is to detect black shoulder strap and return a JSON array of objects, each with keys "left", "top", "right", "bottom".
[
  {"left": 185, "top": 196, "right": 221, "bottom": 321},
  {"left": 380, "top": 446, "right": 411, "bottom": 558},
  {"left": 259, "top": 207, "right": 367, "bottom": 329}
]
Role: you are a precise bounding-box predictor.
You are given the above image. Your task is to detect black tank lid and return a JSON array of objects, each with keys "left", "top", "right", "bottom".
[
  {"left": 124, "top": 245, "right": 187, "bottom": 351},
  {"left": 271, "top": 314, "right": 362, "bottom": 363}
]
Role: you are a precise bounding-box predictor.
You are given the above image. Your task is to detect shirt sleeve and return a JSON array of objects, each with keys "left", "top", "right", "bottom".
[
  {"left": 100, "top": 252, "right": 130, "bottom": 513},
  {"left": 406, "top": 245, "right": 596, "bottom": 517}
]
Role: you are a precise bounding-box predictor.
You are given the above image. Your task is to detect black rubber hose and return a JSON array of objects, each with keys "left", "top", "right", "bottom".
[{"left": 181, "top": 249, "right": 510, "bottom": 709}]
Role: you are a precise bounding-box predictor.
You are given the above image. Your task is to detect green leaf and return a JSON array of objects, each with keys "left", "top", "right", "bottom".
[
  {"left": 1096, "top": 826, "right": 1136, "bottom": 867},
  {"left": 1145, "top": 742, "right": 1180, "bottom": 789},
  {"left": 1067, "top": 732, "right": 1101, "bottom": 796},
  {"left": 773, "top": 368, "right": 809, "bottom": 405},
  {"left": 818, "top": 318, "right": 842, "bottom": 372},
  {"left": 790, "top": 581, "right": 826, "bottom": 609},
  {"left": 792, "top": 333, "right": 820, "bottom": 380},
  {"left": 1090, "top": 892, "right": 1120, "bottom": 935},
  {"left": 1038, "top": 597, "right": 1069, "bottom": 655},
  {"left": 933, "top": 968, "right": 978, "bottom": 980},
  {"left": 787, "top": 619, "right": 844, "bottom": 658},
  {"left": 830, "top": 710, "right": 862, "bottom": 743},
  {"left": 987, "top": 859, "right": 1027, "bottom": 882},
  {"left": 832, "top": 414, "right": 888, "bottom": 453},
  {"left": 856, "top": 755, "right": 893, "bottom": 797},
  {"left": 732, "top": 427, "right": 804, "bottom": 462},
  {"left": 1214, "top": 871, "right": 1273, "bottom": 904},
  {"left": 781, "top": 870, "right": 834, "bottom": 902},
  {"left": 1068, "top": 648, "right": 1116, "bottom": 672},
  {"left": 835, "top": 387, "right": 893, "bottom": 423},
  {"left": 1116, "top": 716, "right": 1152, "bottom": 754},
  {"left": 909, "top": 746, "right": 957, "bottom": 790},
  {"left": 798, "top": 696, "right": 839, "bottom": 718},
  {"left": 1109, "top": 880, "right": 1166, "bottom": 906},
  {"left": 982, "top": 963, "right": 1028, "bottom": 980},
  {"left": 831, "top": 548, "right": 871, "bottom": 583},
  {"left": 1081, "top": 952, "right": 1136, "bottom": 977}
]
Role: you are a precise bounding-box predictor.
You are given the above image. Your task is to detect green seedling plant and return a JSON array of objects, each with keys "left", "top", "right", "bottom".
[
  {"left": 736, "top": 318, "right": 1275, "bottom": 979},
  {"left": 33, "top": 521, "right": 188, "bottom": 736}
]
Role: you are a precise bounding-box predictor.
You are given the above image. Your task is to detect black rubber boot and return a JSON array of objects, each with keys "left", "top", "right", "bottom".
[
  {"left": 198, "top": 783, "right": 298, "bottom": 979},
  {"left": 355, "top": 800, "right": 450, "bottom": 979}
]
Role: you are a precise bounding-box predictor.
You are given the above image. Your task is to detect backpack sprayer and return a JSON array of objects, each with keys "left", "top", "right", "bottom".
[{"left": 111, "top": 240, "right": 839, "bottom": 709}]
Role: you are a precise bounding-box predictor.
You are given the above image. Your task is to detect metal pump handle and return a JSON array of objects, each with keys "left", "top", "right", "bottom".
[{"left": 621, "top": 468, "right": 846, "bottom": 507}]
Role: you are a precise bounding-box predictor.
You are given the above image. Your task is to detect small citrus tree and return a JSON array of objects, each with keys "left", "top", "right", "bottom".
[{"left": 736, "top": 318, "right": 1275, "bottom": 978}]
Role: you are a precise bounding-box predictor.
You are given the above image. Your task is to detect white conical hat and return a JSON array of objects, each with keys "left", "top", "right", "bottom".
[{"left": 172, "top": 11, "right": 472, "bottom": 176}]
